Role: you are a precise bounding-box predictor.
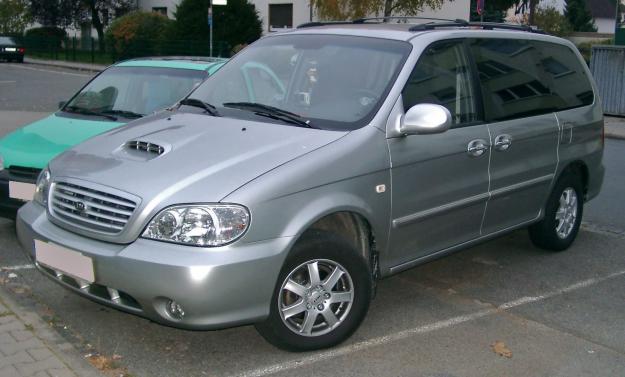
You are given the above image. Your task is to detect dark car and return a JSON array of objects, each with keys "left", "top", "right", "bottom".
[{"left": 0, "top": 36, "right": 25, "bottom": 63}]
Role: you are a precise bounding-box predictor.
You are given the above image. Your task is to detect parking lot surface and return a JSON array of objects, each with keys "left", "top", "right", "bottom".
[{"left": 0, "top": 62, "right": 624, "bottom": 377}]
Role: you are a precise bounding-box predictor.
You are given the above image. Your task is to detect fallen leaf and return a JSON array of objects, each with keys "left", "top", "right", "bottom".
[
  {"left": 112, "top": 354, "right": 123, "bottom": 360},
  {"left": 491, "top": 340, "right": 512, "bottom": 358},
  {"left": 88, "top": 355, "right": 113, "bottom": 370}
]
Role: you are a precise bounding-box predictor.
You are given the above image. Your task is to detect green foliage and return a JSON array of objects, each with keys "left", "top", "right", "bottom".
[
  {"left": 29, "top": 0, "right": 76, "bottom": 28},
  {"left": 534, "top": 6, "right": 572, "bottom": 36},
  {"left": 104, "top": 11, "right": 172, "bottom": 59},
  {"left": 565, "top": 0, "right": 597, "bottom": 32},
  {"left": 0, "top": 0, "right": 30, "bottom": 34},
  {"left": 469, "top": 0, "right": 512, "bottom": 22},
  {"left": 169, "top": 0, "right": 262, "bottom": 54},
  {"left": 314, "top": 0, "right": 447, "bottom": 20},
  {"left": 24, "top": 26, "right": 68, "bottom": 48}
]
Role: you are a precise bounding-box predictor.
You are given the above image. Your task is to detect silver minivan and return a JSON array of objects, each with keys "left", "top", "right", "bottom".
[{"left": 16, "top": 20, "right": 604, "bottom": 351}]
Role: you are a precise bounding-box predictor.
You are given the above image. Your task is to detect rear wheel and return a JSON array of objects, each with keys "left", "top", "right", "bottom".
[
  {"left": 255, "top": 230, "right": 372, "bottom": 351},
  {"left": 529, "top": 172, "right": 584, "bottom": 251}
]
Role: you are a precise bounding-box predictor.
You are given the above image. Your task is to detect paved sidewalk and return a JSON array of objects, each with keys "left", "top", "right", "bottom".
[
  {"left": 0, "top": 288, "right": 102, "bottom": 377},
  {"left": 605, "top": 116, "right": 625, "bottom": 140},
  {"left": 24, "top": 58, "right": 107, "bottom": 73}
]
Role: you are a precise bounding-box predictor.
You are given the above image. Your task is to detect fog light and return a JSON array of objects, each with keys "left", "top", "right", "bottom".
[{"left": 166, "top": 299, "right": 185, "bottom": 319}]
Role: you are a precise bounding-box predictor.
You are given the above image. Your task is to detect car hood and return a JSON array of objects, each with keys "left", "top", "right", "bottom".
[
  {"left": 0, "top": 113, "right": 123, "bottom": 170},
  {"left": 50, "top": 111, "right": 348, "bottom": 209}
]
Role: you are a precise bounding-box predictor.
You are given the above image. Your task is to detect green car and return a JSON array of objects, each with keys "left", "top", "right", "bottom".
[{"left": 0, "top": 57, "right": 226, "bottom": 218}]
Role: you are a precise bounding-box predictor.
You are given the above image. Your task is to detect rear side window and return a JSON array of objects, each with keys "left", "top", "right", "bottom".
[
  {"left": 402, "top": 40, "right": 480, "bottom": 127},
  {"left": 470, "top": 38, "right": 594, "bottom": 122}
]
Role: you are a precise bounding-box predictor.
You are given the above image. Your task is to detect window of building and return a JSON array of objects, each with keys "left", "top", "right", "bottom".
[{"left": 269, "top": 3, "right": 293, "bottom": 31}]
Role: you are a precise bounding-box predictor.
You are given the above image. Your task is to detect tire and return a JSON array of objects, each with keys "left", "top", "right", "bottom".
[
  {"left": 17, "top": 57, "right": 23, "bottom": 63},
  {"left": 255, "top": 230, "right": 372, "bottom": 351},
  {"left": 529, "top": 172, "right": 584, "bottom": 251}
]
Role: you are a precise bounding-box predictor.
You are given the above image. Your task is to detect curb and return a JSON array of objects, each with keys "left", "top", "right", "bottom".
[
  {"left": 24, "top": 57, "right": 106, "bottom": 73},
  {"left": 0, "top": 286, "right": 103, "bottom": 377}
]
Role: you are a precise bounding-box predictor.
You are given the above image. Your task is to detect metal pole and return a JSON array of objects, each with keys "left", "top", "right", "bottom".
[{"left": 209, "top": 0, "right": 213, "bottom": 57}]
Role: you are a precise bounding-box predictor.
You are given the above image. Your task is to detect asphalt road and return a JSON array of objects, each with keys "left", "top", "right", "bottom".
[{"left": 0, "top": 62, "right": 624, "bottom": 377}]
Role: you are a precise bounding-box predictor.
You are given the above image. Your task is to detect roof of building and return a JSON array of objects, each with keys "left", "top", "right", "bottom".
[{"left": 588, "top": 0, "right": 616, "bottom": 19}]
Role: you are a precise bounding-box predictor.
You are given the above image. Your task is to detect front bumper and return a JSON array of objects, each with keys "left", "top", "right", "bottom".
[{"left": 17, "top": 201, "right": 293, "bottom": 330}]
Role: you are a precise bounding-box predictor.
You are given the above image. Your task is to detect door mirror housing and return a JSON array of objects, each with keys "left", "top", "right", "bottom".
[{"left": 400, "top": 104, "right": 452, "bottom": 135}]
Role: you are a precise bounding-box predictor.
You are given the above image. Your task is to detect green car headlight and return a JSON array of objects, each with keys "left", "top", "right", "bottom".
[
  {"left": 33, "top": 168, "right": 51, "bottom": 206},
  {"left": 142, "top": 204, "right": 250, "bottom": 247}
]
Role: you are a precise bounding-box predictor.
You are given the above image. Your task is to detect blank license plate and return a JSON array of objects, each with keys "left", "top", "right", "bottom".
[
  {"left": 35, "top": 240, "right": 95, "bottom": 282},
  {"left": 9, "top": 181, "right": 36, "bottom": 201},
  {"left": 4, "top": 47, "right": 16, "bottom": 52}
]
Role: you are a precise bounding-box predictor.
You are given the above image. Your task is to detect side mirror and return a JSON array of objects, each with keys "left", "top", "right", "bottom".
[
  {"left": 400, "top": 104, "right": 452, "bottom": 135},
  {"left": 58, "top": 101, "right": 66, "bottom": 109}
]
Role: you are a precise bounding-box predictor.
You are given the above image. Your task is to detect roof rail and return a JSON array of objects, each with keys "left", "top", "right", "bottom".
[
  {"left": 353, "top": 16, "right": 458, "bottom": 23},
  {"left": 297, "top": 21, "right": 356, "bottom": 28},
  {"left": 409, "top": 20, "right": 545, "bottom": 34}
]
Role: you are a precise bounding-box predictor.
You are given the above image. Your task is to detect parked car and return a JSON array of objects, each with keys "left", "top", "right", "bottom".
[
  {"left": 16, "top": 20, "right": 604, "bottom": 351},
  {"left": 0, "top": 36, "right": 25, "bottom": 63},
  {"left": 0, "top": 57, "right": 226, "bottom": 218}
]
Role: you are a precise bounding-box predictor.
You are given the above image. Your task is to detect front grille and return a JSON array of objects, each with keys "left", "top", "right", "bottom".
[
  {"left": 126, "top": 140, "right": 165, "bottom": 155},
  {"left": 8, "top": 166, "right": 41, "bottom": 181},
  {"left": 50, "top": 182, "right": 137, "bottom": 234}
]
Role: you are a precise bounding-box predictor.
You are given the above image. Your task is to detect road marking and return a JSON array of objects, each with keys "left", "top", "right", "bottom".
[
  {"left": 5, "top": 64, "right": 91, "bottom": 77},
  {"left": 1, "top": 264, "right": 35, "bottom": 271},
  {"left": 231, "top": 268, "right": 625, "bottom": 377},
  {"left": 0, "top": 80, "right": 16, "bottom": 84}
]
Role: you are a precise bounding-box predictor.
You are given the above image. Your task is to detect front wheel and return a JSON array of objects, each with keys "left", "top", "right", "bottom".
[
  {"left": 255, "top": 231, "right": 372, "bottom": 351},
  {"left": 529, "top": 172, "right": 584, "bottom": 251}
]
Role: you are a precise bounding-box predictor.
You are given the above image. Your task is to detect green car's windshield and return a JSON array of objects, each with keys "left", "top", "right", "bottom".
[
  {"left": 189, "top": 35, "right": 411, "bottom": 131},
  {"left": 64, "top": 66, "right": 206, "bottom": 119}
]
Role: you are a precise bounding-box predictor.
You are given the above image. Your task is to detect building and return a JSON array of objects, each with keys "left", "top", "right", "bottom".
[
  {"left": 138, "top": 0, "right": 471, "bottom": 33},
  {"left": 550, "top": 0, "right": 618, "bottom": 33}
]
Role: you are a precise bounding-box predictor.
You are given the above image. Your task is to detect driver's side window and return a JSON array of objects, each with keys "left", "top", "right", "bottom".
[{"left": 402, "top": 40, "right": 479, "bottom": 126}]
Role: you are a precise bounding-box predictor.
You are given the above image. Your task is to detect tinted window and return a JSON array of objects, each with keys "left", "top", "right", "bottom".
[
  {"left": 402, "top": 40, "right": 479, "bottom": 126},
  {"left": 0, "top": 37, "right": 17, "bottom": 45},
  {"left": 470, "top": 38, "right": 594, "bottom": 122}
]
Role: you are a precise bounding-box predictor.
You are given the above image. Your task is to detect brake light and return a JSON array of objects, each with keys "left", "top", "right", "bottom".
[{"left": 18, "top": 48, "right": 25, "bottom": 53}]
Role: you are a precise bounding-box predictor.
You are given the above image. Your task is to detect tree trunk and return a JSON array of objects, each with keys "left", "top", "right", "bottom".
[
  {"left": 383, "top": 0, "right": 393, "bottom": 19},
  {"left": 528, "top": 0, "right": 538, "bottom": 25},
  {"left": 90, "top": 3, "right": 105, "bottom": 52}
]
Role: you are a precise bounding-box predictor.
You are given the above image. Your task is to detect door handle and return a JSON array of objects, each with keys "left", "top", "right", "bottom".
[
  {"left": 494, "top": 134, "right": 512, "bottom": 151},
  {"left": 467, "top": 139, "right": 489, "bottom": 157}
]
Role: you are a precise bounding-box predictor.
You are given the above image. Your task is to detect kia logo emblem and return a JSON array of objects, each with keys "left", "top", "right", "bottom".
[{"left": 74, "top": 201, "right": 86, "bottom": 212}]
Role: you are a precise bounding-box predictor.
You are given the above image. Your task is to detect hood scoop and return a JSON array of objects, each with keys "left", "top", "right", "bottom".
[
  {"left": 126, "top": 140, "right": 165, "bottom": 155},
  {"left": 113, "top": 140, "right": 169, "bottom": 161}
]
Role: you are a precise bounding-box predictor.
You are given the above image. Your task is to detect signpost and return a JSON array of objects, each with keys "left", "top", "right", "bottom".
[{"left": 209, "top": 0, "right": 227, "bottom": 57}]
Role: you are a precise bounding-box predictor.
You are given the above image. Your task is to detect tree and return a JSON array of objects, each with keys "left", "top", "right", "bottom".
[
  {"left": 29, "top": 0, "right": 76, "bottom": 28},
  {"left": 170, "top": 0, "right": 262, "bottom": 54},
  {"left": 75, "top": 0, "right": 134, "bottom": 52},
  {"left": 313, "top": 0, "right": 449, "bottom": 20},
  {"left": 533, "top": 6, "right": 572, "bottom": 36},
  {"left": 564, "top": 0, "right": 597, "bottom": 32},
  {"left": 470, "top": 0, "right": 516, "bottom": 22},
  {"left": 0, "top": 0, "right": 31, "bottom": 34},
  {"left": 105, "top": 11, "right": 171, "bottom": 59}
]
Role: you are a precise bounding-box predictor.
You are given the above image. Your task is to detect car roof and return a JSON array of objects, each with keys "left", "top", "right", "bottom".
[
  {"left": 279, "top": 19, "right": 569, "bottom": 45},
  {"left": 114, "top": 57, "right": 227, "bottom": 71}
]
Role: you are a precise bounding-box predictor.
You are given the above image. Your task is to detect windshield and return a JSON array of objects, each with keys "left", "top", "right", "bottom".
[
  {"left": 189, "top": 35, "right": 411, "bottom": 130},
  {"left": 64, "top": 66, "right": 206, "bottom": 118}
]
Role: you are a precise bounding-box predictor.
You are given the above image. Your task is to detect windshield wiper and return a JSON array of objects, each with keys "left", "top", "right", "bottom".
[
  {"left": 179, "top": 98, "right": 220, "bottom": 116},
  {"left": 64, "top": 106, "right": 118, "bottom": 121},
  {"left": 101, "top": 109, "right": 144, "bottom": 119},
  {"left": 223, "top": 102, "right": 314, "bottom": 129}
]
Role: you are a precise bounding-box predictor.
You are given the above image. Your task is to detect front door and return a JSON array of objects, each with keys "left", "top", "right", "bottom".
[{"left": 387, "top": 40, "right": 490, "bottom": 268}]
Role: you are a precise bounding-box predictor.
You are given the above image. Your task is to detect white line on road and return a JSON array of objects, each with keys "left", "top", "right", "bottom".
[
  {"left": 5, "top": 64, "right": 91, "bottom": 77},
  {"left": 0, "top": 80, "right": 16, "bottom": 84},
  {"left": 231, "top": 268, "right": 625, "bottom": 377},
  {"left": 1, "top": 264, "right": 35, "bottom": 271}
]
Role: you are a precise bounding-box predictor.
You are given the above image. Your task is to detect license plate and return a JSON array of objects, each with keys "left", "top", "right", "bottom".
[
  {"left": 35, "top": 240, "right": 95, "bottom": 283},
  {"left": 4, "top": 47, "right": 16, "bottom": 52},
  {"left": 9, "top": 181, "right": 36, "bottom": 201}
]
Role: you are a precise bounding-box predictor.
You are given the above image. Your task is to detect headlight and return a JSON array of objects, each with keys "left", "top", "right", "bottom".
[
  {"left": 142, "top": 204, "right": 250, "bottom": 247},
  {"left": 33, "top": 168, "right": 51, "bottom": 206}
]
